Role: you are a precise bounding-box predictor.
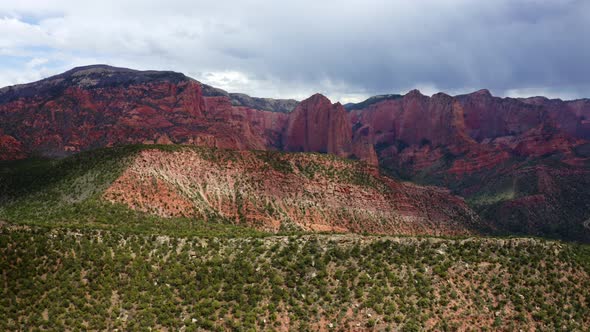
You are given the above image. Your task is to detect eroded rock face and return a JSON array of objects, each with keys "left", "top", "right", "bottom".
[
  {"left": 349, "top": 89, "right": 590, "bottom": 241},
  {"left": 282, "top": 93, "right": 378, "bottom": 165},
  {"left": 1, "top": 65, "right": 589, "bottom": 240},
  {"left": 0, "top": 66, "right": 378, "bottom": 164},
  {"left": 284, "top": 94, "right": 352, "bottom": 155},
  {"left": 0, "top": 66, "right": 294, "bottom": 159},
  {"left": 350, "top": 88, "right": 590, "bottom": 176},
  {"left": 0, "top": 134, "right": 25, "bottom": 160},
  {"left": 103, "top": 148, "right": 478, "bottom": 236},
  {"left": 2, "top": 65, "right": 587, "bottom": 170}
]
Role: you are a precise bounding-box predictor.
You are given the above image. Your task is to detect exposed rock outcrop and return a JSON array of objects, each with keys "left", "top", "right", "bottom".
[
  {"left": 0, "top": 66, "right": 376, "bottom": 164},
  {"left": 103, "top": 147, "right": 478, "bottom": 236},
  {"left": 1, "top": 65, "right": 590, "bottom": 241},
  {"left": 0, "top": 134, "right": 25, "bottom": 160},
  {"left": 0, "top": 65, "right": 292, "bottom": 158},
  {"left": 348, "top": 89, "right": 590, "bottom": 241},
  {"left": 349, "top": 88, "right": 590, "bottom": 175},
  {"left": 284, "top": 94, "right": 352, "bottom": 155}
]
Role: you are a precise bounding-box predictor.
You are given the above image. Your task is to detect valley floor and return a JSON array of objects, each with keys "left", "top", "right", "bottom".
[{"left": 1, "top": 221, "right": 589, "bottom": 331}]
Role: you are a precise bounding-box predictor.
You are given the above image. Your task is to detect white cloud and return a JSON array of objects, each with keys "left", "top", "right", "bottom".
[
  {"left": 0, "top": 65, "right": 52, "bottom": 88},
  {"left": 26, "top": 57, "right": 48, "bottom": 68},
  {"left": 0, "top": 0, "right": 589, "bottom": 101},
  {"left": 0, "top": 17, "right": 51, "bottom": 49}
]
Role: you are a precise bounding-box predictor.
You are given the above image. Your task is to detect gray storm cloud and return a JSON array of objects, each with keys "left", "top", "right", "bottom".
[{"left": 0, "top": 0, "right": 588, "bottom": 101}]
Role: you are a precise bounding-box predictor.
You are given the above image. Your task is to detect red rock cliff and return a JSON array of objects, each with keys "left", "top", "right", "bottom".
[
  {"left": 0, "top": 66, "right": 378, "bottom": 165},
  {"left": 284, "top": 94, "right": 352, "bottom": 154}
]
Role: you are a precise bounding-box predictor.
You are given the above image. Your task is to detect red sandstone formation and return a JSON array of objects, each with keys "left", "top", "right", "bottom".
[
  {"left": 103, "top": 148, "right": 478, "bottom": 236},
  {"left": 1, "top": 65, "right": 590, "bottom": 240},
  {"left": 284, "top": 94, "right": 351, "bottom": 155},
  {"left": 349, "top": 88, "right": 590, "bottom": 176},
  {"left": 0, "top": 65, "right": 378, "bottom": 165},
  {"left": 0, "top": 66, "right": 288, "bottom": 159},
  {"left": 0, "top": 134, "right": 25, "bottom": 160},
  {"left": 347, "top": 89, "right": 590, "bottom": 241},
  {"left": 3, "top": 65, "right": 586, "bottom": 173}
]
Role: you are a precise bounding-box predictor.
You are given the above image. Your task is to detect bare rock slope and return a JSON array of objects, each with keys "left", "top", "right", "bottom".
[{"left": 103, "top": 147, "right": 478, "bottom": 235}]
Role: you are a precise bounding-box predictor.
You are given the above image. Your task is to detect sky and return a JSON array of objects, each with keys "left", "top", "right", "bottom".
[{"left": 0, "top": 0, "right": 589, "bottom": 103}]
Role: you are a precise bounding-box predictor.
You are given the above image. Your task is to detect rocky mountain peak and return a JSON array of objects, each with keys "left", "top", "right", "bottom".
[
  {"left": 472, "top": 88, "right": 492, "bottom": 97},
  {"left": 405, "top": 89, "right": 424, "bottom": 98},
  {"left": 0, "top": 64, "right": 191, "bottom": 103},
  {"left": 229, "top": 93, "right": 299, "bottom": 113},
  {"left": 303, "top": 93, "right": 332, "bottom": 105}
]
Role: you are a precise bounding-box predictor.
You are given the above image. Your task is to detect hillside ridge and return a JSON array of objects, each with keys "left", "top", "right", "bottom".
[
  {"left": 0, "top": 145, "right": 479, "bottom": 237},
  {"left": 1, "top": 65, "right": 590, "bottom": 242}
]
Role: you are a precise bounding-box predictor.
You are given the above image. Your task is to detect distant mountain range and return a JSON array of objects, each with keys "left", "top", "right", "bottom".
[{"left": 1, "top": 64, "right": 589, "bottom": 242}]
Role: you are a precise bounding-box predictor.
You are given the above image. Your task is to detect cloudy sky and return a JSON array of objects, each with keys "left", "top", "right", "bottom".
[{"left": 0, "top": 0, "right": 588, "bottom": 102}]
